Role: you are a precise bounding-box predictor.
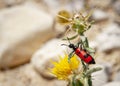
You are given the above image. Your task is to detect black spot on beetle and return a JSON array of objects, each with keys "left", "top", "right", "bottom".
[{"left": 84, "top": 54, "right": 89, "bottom": 58}]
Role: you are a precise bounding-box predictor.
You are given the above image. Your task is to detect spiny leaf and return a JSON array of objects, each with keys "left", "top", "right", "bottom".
[
  {"left": 85, "top": 47, "right": 95, "bottom": 53},
  {"left": 68, "top": 51, "right": 75, "bottom": 62},
  {"left": 72, "top": 23, "right": 85, "bottom": 31},
  {"left": 72, "top": 75, "right": 76, "bottom": 86},
  {"left": 78, "top": 25, "right": 85, "bottom": 35},
  {"left": 88, "top": 77, "right": 92, "bottom": 86},
  {"left": 76, "top": 40, "right": 82, "bottom": 47},
  {"left": 63, "top": 34, "right": 78, "bottom": 40},
  {"left": 72, "top": 81, "right": 75, "bottom": 86},
  {"left": 84, "top": 37, "right": 89, "bottom": 47},
  {"left": 85, "top": 11, "right": 93, "bottom": 21},
  {"left": 86, "top": 67, "right": 102, "bottom": 76},
  {"left": 90, "top": 20, "right": 95, "bottom": 24},
  {"left": 76, "top": 79, "right": 84, "bottom": 86},
  {"left": 84, "top": 78, "right": 89, "bottom": 86},
  {"left": 72, "top": 19, "right": 85, "bottom": 35}
]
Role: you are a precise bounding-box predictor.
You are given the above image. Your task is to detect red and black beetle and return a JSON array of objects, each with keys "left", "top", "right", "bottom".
[{"left": 62, "top": 43, "right": 95, "bottom": 64}]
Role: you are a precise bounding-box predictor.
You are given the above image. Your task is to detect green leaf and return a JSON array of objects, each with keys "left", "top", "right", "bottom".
[
  {"left": 81, "top": 60, "right": 86, "bottom": 69},
  {"left": 84, "top": 78, "right": 89, "bottom": 86},
  {"left": 68, "top": 51, "right": 75, "bottom": 62},
  {"left": 86, "top": 67, "right": 102, "bottom": 76},
  {"left": 85, "top": 11, "right": 93, "bottom": 21},
  {"left": 63, "top": 34, "right": 78, "bottom": 40},
  {"left": 72, "top": 21, "right": 85, "bottom": 35},
  {"left": 90, "top": 20, "right": 95, "bottom": 24},
  {"left": 72, "top": 81, "right": 75, "bottom": 86},
  {"left": 72, "top": 76, "right": 76, "bottom": 86},
  {"left": 88, "top": 77, "right": 92, "bottom": 86},
  {"left": 84, "top": 37, "right": 89, "bottom": 47},
  {"left": 76, "top": 40, "right": 82, "bottom": 47},
  {"left": 76, "top": 79, "right": 84, "bottom": 86},
  {"left": 81, "top": 60, "right": 89, "bottom": 72},
  {"left": 78, "top": 27, "right": 85, "bottom": 35},
  {"left": 85, "top": 47, "right": 95, "bottom": 53}
]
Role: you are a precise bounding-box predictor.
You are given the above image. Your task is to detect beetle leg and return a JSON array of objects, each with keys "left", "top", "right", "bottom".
[
  {"left": 80, "top": 44, "right": 82, "bottom": 49},
  {"left": 68, "top": 51, "right": 75, "bottom": 62},
  {"left": 83, "top": 49, "right": 87, "bottom": 52},
  {"left": 77, "top": 40, "right": 82, "bottom": 48}
]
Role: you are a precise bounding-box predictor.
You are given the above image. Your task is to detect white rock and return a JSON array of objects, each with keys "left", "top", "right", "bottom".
[
  {"left": 103, "top": 82, "right": 120, "bottom": 86},
  {"left": 2, "top": 0, "right": 25, "bottom": 6},
  {"left": 92, "top": 65, "right": 108, "bottom": 86},
  {"left": 31, "top": 39, "right": 68, "bottom": 79},
  {"left": 92, "top": 9, "right": 108, "bottom": 21},
  {"left": 95, "top": 23, "right": 120, "bottom": 52},
  {"left": 89, "top": 0, "right": 112, "bottom": 8},
  {"left": 113, "top": 0, "right": 120, "bottom": 15},
  {"left": 53, "top": 80, "right": 66, "bottom": 86},
  {"left": 0, "top": 64, "right": 66, "bottom": 86},
  {"left": 113, "top": 72, "right": 120, "bottom": 81},
  {"left": 0, "top": 0, "right": 6, "bottom": 9},
  {"left": 41, "top": 0, "right": 84, "bottom": 14},
  {"left": 0, "top": 4, "right": 54, "bottom": 68},
  {"left": 0, "top": 64, "right": 44, "bottom": 86}
]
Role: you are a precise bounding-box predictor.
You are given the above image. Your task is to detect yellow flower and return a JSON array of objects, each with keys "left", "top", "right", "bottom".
[{"left": 51, "top": 54, "right": 80, "bottom": 80}]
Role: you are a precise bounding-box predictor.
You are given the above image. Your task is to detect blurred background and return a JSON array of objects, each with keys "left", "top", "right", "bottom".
[{"left": 0, "top": 0, "right": 120, "bottom": 86}]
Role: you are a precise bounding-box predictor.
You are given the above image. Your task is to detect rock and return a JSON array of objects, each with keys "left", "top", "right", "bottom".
[
  {"left": 37, "top": 0, "right": 84, "bottom": 14},
  {"left": 91, "top": 65, "right": 108, "bottom": 86},
  {"left": 101, "top": 62, "right": 113, "bottom": 76},
  {"left": 89, "top": 0, "right": 112, "bottom": 8},
  {"left": 0, "top": 4, "right": 54, "bottom": 69},
  {"left": 0, "top": 0, "right": 26, "bottom": 7},
  {"left": 113, "top": 71, "right": 120, "bottom": 81},
  {"left": 0, "top": 64, "right": 66, "bottom": 86},
  {"left": 0, "top": 0, "right": 6, "bottom": 9},
  {"left": 92, "top": 9, "right": 108, "bottom": 22},
  {"left": 31, "top": 39, "right": 68, "bottom": 79},
  {"left": 95, "top": 23, "right": 120, "bottom": 52},
  {"left": 53, "top": 80, "right": 67, "bottom": 86},
  {"left": 113, "top": 0, "right": 120, "bottom": 15},
  {"left": 0, "top": 64, "right": 42, "bottom": 86},
  {"left": 103, "top": 82, "right": 120, "bottom": 86},
  {"left": 63, "top": 0, "right": 84, "bottom": 12},
  {"left": 94, "top": 50, "right": 120, "bottom": 76}
]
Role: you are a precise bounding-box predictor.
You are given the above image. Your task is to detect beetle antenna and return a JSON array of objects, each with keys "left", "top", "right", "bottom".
[
  {"left": 67, "top": 37, "right": 71, "bottom": 44},
  {"left": 61, "top": 44, "right": 68, "bottom": 46}
]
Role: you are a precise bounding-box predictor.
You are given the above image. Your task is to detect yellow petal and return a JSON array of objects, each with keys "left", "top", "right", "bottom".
[{"left": 50, "top": 54, "right": 80, "bottom": 80}]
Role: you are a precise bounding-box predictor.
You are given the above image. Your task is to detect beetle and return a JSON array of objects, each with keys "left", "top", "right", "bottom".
[{"left": 62, "top": 42, "right": 95, "bottom": 64}]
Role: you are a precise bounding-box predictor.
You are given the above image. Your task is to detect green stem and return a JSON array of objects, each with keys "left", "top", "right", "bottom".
[{"left": 84, "top": 77, "right": 89, "bottom": 86}]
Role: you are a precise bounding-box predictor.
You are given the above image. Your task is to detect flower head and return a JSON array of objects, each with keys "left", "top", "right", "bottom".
[{"left": 50, "top": 54, "right": 80, "bottom": 80}]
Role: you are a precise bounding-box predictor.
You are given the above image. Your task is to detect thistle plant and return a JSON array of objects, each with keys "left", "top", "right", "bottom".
[{"left": 50, "top": 10, "right": 102, "bottom": 86}]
